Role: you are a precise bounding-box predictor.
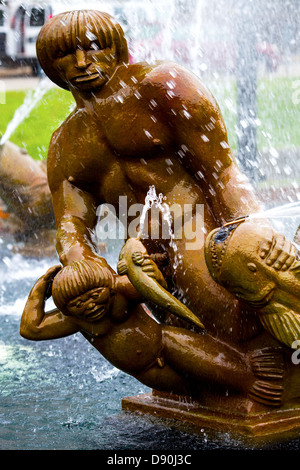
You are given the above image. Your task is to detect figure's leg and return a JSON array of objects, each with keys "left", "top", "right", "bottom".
[
  {"left": 162, "top": 326, "right": 254, "bottom": 394},
  {"left": 133, "top": 322, "right": 284, "bottom": 406}
]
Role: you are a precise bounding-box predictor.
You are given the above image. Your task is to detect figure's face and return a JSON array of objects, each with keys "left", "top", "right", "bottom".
[
  {"left": 204, "top": 223, "right": 276, "bottom": 308},
  {"left": 53, "top": 40, "right": 118, "bottom": 92},
  {"left": 66, "top": 287, "right": 111, "bottom": 322}
]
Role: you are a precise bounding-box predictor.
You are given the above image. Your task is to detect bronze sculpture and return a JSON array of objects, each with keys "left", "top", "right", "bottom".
[{"left": 20, "top": 10, "right": 300, "bottom": 437}]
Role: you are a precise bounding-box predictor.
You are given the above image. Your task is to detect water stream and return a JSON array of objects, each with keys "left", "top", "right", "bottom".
[
  {"left": 249, "top": 200, "right": 300, "bottom": 221},
  {"left": 0, "top": 77, "right": 53, "bottom": 146}
]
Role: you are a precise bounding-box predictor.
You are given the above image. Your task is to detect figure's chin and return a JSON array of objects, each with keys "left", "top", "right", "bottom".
[{"left": 239, "top": 286, "right": 275, "bottom": 308}]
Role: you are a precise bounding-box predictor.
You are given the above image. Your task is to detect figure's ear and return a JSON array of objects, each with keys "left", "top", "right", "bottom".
[{"left": 259, "top": 304, "right": 300, "bottom": 348}]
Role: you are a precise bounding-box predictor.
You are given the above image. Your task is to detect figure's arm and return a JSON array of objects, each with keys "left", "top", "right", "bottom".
[
  {"left": 20, "top": 266, "right": 80, "bottom": 340},
  {"left": 147, "top": 64, "right": 262, "bottom": 224},
  {"left": 47, "top": 135, "right": 111, "bottom": 270}
]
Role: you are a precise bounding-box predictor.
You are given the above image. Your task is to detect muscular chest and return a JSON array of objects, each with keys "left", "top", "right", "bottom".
[
  {"left": 101, "top": 92, "right": 173, "bottom": 157},
  {"left": 60, "top": 97, "right": 174, "bottom": 196}
]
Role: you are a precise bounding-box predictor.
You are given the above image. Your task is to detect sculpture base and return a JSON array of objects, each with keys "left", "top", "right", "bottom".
[{"left": 122, "top": 391, "right": 300, "bottom": 439}]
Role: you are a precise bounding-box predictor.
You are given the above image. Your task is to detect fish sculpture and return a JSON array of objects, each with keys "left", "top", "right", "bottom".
[
  {"left": 117, "top": 237, "right": 205, "bottom": 330},
  {"left": 204, "top": 220, "right": 300, "bottom": 349}
]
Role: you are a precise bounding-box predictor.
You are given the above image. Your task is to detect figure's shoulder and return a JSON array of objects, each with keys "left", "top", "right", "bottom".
[
  {"left": 49, "top": 107, "right": 79, "bottom": 147},
  {"left": 143, "top": 61, "right": 198, "bottom": 86},
  {"left": 140, "top": 61, "right": 217, "bottom": 106}
]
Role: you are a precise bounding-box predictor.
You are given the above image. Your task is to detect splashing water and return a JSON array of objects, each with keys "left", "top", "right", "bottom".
[
  {"left": 0, "top": 77, "right": 53, "bottom": 146},
  {"left": 249, "top": 200, "right": 300, "bottom": 220},
  {"left": 139, "top": 185, "right": 181, "bottom": 269},
  {"left": 247, "top": 200, "right": 300, "bottom": 251}
]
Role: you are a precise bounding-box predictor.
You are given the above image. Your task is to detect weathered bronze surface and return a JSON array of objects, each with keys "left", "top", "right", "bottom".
[{"left": 20, "top": 10, "right": 300, "bottom": 437}]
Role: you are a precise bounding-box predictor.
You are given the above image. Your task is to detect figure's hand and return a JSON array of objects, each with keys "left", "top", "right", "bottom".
[
  {"left": 30, "top": 265, "right": 62, "bottom": 300},
  {"left": 137, "top": 255, "right": 168, "bottom": 289},
  {"left": 259, "top": 232, "right": 296, "bottom": 271}
]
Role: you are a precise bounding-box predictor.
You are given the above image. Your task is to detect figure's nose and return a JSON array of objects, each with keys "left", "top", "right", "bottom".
[
  {"left": 87, "top": 302, "right": 95, "bottom": 309},
  {"left": 75, "top": 49, "right": 90, "bottom": 69}
]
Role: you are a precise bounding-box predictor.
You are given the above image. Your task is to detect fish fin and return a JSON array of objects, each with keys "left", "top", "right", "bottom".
[
  {"left": 259, "top": 304, "right": 300, "bottom": 348},
  {"left": 249, "top": 347, "right": 284, "bottom": 407}
]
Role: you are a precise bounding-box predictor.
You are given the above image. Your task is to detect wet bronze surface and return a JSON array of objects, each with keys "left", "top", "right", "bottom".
[{"left": 19, "top": 10, "right": 300, "bottom": 436}]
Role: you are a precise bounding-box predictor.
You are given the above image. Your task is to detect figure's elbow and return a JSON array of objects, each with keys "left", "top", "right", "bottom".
[{"left": 20, "top": 321, "right": 42, "bottom": 341}]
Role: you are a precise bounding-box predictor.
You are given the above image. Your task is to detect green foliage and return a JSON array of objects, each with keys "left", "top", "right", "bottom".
[
  {"left": 0, "top": 87, "right": 75, "bottom": 160},
  {"left": 211, "top": 76, "right": 300, "bottom": 151}
]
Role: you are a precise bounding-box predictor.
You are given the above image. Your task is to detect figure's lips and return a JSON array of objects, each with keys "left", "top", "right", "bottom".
[
  {"left": 85, "top": 306, "right": 107, "bottom": 322},
  {"left": 240, "top": 287, "right": 275, "bottom": 308},
  {"left": 72, "top": 73, "right": 100, "bottom": 83}
]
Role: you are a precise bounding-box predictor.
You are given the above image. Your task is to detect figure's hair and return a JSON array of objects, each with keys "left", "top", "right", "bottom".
[
  {"left": 36, "top": 10, "right": 129, "bottom": 90},
  {"left": 52, "top": 259, "right": 115, "bottom": 313}
]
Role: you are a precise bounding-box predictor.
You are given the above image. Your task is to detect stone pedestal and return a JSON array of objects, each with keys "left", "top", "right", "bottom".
[{"left": 122, "top": 390, "right": 300, "bottom": 438}]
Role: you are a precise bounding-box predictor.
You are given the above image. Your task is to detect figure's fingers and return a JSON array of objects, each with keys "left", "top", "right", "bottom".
[
  {"left": 281, "top": 244, "right": 296, "bottom": 271},
  {"left": 31, "top": 265, "right": 61, "bottom": 296},
  {"left": 265, "top": 234, "right": 286, "bottom": 266},
  {"left": 272, "top": 238, "right": 294, "bottom": 270},
  {"left": 259, "top": 238, "right": 273, "bottom": 259},
  {"left": 141, "top": 265, "right": 156, "bottom": 274},
  {"left": 43, "top": 265, "right": 62, "bottom": 281}
]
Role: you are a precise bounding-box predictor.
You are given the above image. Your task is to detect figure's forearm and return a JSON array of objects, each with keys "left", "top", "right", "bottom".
[
  {"left": 20, "top": 278, "right": 50, "bottom": 338},
  {"left": 211, "top": 165, "right": 262, "bottom": 223},
  {"left": 56, "top": 215, "right": 102, "bottom": 266}
]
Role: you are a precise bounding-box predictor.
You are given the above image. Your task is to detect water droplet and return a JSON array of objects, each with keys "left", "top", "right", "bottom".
[
  {"left": 169, "top": 69, "right": 177, "bottom": 78},
  {"left": 166, "top": 90, "right": 175, "bottom": 99},
  {"left": 182, "top": 110, "right": 192, "bottom": 119},
  {"left": 197, "top": 170, "right": 204, "bottom": 179},
  {"left": 166, "top": 79, "right": 176, "bottom": 89},
  {"left": 220, "top": 141, "right": 229, "bottom": 149},
  {"left": 144, "top": 129, "right": 153, "bottom": 139}
]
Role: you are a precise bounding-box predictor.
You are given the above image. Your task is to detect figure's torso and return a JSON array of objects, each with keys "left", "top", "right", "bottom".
[
  {"left": 50, "top": 62, "right": 262, "bottom": 343},
  {"left": 56, "top": 63, "right": 216, "bottom": 224}
]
